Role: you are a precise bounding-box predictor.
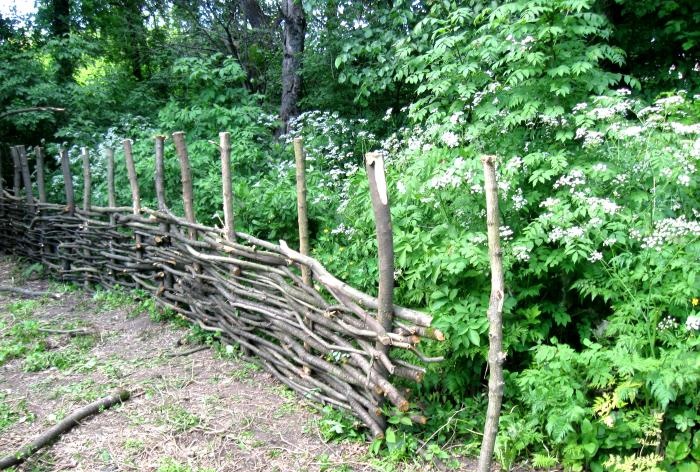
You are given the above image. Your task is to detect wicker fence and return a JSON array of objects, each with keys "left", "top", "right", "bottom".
[{"left": 0, "top": 135, "right": 444, "bottom": 438}]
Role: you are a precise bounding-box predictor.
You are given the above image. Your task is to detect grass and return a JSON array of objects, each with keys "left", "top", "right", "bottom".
[{"left": 158, "top": 404, "right": 201, "bottom": 433}]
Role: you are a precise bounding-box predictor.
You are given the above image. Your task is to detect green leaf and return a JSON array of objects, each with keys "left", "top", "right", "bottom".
[
  {"left": 468, "top": 330, "right": 480, "bottom": 347},
  {"left": 385, "top": 427, "right": 396, "bottom": 444}
]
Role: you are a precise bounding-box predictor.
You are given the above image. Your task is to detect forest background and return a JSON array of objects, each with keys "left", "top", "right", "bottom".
[{"left": 1, "top": 0, "right": 699, "bottom": 470}]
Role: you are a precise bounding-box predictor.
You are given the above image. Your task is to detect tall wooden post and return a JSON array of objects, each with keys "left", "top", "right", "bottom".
[
  {"left": 81, "top": 147, "right": 91, "bottom": 212},
  {"left": 35, "top": 146, "right": 47, "bottom": 204},
  {"left": 11, "top": 147, "right": 21, "bottom": 198},
  {"left": 17, "top": 146, "right": 34, "bottom": 211},
  {"left": 80, "top": 147, "right": 92, "bottom": 288},
  {"left": 105, "top": 148, "right": 116, "bottom": 224},
  {"left": 477, "top": 155, "right": 506, "bottom": 472},
  {"left": 172, "top": 132, "right": 197, "bottom": 240},
  {"left": 59, "top": 146, "right": 75, "bottom": 216},
  {"left": 154, "top": 135, "right": 173, "bottom": 292},
  {"left": 59, "top": 145, "right": 75, "bottom": 277},
  {"left": 123, "top": 139, "right": 143, "bottom": 258},
  {"left": 220, "top": 132, "right": 236, "bottom": 243},
  {"left": 293, "top": 137, "right": 310, "bottom": 285},
  {"left": 365, "top": 151, "right": 395, "bottom": 432},
  {"left": 34, "top": 146, "right": 47, "bottom": 265}
]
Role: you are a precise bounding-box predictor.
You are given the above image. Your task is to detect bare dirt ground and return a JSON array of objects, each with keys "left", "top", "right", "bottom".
[{"left": 1, "top": 258, "right": 477, "bottom": 472}]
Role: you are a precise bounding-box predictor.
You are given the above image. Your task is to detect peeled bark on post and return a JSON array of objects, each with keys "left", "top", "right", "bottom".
[
  {"left": 123, "top": 139, "right": 143, "bottom": 258},
  {"left": 35, "top": 146, "right": 47, "bottom": 203},
  {"left": 106, "top": 148, "right": 116, "bottom": 227},
  {"left": 365, "top": 151, "right": 395, "bottom": 435},
  {"left": 294, "top": 137, "right": 312, "bottom": 364},
  {"left": 477, "top": 155, "right": 506, "bottom": 472},
  {"left": 279, "top": 0, "right": 306, "bottom": 135},
  {"left": 11, "top": 146, "right": 21, "bottom": 198},
  {"left": 17, "top": 146, "right": 34, "bottom": 210},
  {"left": 172, "top": 132, "right": 197, "bottom": 240},
  {"left": 59, "top": 146, "right": 74, "bottom": 215},
  {"left": 154, "top": 135, "right": 173, "bottom": 292},
  {"left": 155, "top": 136, "right": 168, "bottom": 212},
  {"left": 122, "top": 140, "right": 141, "bottom": 214},
  {"left": 219, "top": 132, "right": 235, "bottom": 243},
  {"left": 293, "top": 137, "right": 310, "bottom": 285},
  {"left": 81, "top": 147, "right": 91, "bottom": 212}
]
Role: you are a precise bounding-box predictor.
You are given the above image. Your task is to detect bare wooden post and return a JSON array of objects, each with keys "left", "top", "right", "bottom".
[
  {"left": 81, "top": 147, "right": 91, "bottom": 212},
  {"left": 35, "top": 146, "right": 47, "bottom": 203},
  {"left": 11, "top": 146, "right": 21, "bottom": 197},
  {"left": 17, "top": 145, "right": 35, "bottom": 210},
  {"left": 34, "top": 145, "right": 47, "bottom": 264},
  {"left": 59, "top": 146, "right": 74, "bottom": 216},
  {"left": 293, "top": 137, "right": 311, "bottom": 284},
  {"left": 154, "top": 136, "right": 167, "bottom": 212},
  {"left": 80, "top": 147, "right": 92, "bottom": 288},
  {"left": 477, "top": 155, "right": 506, "bottom": 472},
  {"left": 123, "top": 139, "right": 143, "bottom": 258},
  {"left": 365, "top": 151, "right": 395, "bottom": 434},
  {"left": 220, "top": 132, "right": 236, "bottom": 243},
  {"left": 155, "top": 135, "right": 173, "bottom": 293},
  {"left": 172, "top": 132, "right": 197, "bottom": 240},
  {"left": 59, "top": 145, "right": 74, "bottom": 276},
  {"left": 293, "top": 137, "right": 313, "bottom": 364},
  {"left": 105, "top": 148, "right": 116, "bottom": 225}
]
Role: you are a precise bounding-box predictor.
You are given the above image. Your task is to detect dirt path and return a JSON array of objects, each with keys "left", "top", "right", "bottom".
[{"left": 0, "top": 259, "right": 444, "bottom": 472}]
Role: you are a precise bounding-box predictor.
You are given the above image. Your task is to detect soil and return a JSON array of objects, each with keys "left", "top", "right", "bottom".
[{"left": 0, "top": 258, "right": 511, "bottom": 472}]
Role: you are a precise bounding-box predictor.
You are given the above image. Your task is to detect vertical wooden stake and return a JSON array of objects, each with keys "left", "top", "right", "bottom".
[
  {"left": 106, "top": 148, "right": 116, "bottom": 228},
  {"left": 81, "top": 147, "right": 91, "bottom": 212},
  {"left": 17, "top": 146, "right": 34, "bottom": 210},
  {"left": 293, "top": 137, "right": 313, "bottom": 368},
  {"left": 365, "top": 151, "right": 395, "bottom": 433},
  {"left": 154, "top": 135, "right": 173, "bottom": 292},
  {"left": 11, "top": 146, "right": 21, "bottom": 198},
  {"left": 172, "top": 132, "right": 197, "bottom": 240},
  {"left": 477, "top": 155, "right": 506, "bottom": 472},
  {"left": 35, "top": 146, "right": 47, "bottom": 203},
  {"left": 293, "top": 137, "right": 311, "bottom": 285},
  {"left": 122, "top": 139, "right": 141, "bottom": 214},
  {"left": 123, "top": 139, "right": 143, "bottom": 258},
  {"left": 34, "top": 145, "right": 47, "bottom": 264},
  {"left": 59, "top": 145, "right": 74, "bottom": 276},
  {"left": 155, "top": 136, "right": 168, "bottom": 212},
  {"left": 220, "top": 132, "right": 236, "bottom": 243},
  {"left": 80, "top": 147, "right": 91, "bottom": 288},
  {"left": 59, "top": 146, "right": 75, "bottom": 215}
]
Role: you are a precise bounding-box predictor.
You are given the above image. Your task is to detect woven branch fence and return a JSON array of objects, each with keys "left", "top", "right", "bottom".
[{"left": 0, "top": 135, "right": 444, "bottom": 438}]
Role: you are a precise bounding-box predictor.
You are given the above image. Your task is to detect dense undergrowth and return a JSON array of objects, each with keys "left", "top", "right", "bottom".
[{"left": 2, "top": 0, "right": 700, "bottom": 470}]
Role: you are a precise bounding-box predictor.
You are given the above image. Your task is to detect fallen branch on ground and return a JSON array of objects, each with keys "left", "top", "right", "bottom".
[
  {"left": 37, "top": 327, "right": 97, "bottom": 337},
  {"left": 0, "top": 389, "right": 130, "bottom": 470},
  {"left": 164, "top": 345, "right": 209, "bottom": 358},
  {"left": 0, "top": 286, "right": 62, "bottom": 299}
]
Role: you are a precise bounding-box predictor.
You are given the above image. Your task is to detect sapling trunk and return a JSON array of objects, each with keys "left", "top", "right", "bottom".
[{"left": 477, "top": 155, "right": 506, "bottom": 472}]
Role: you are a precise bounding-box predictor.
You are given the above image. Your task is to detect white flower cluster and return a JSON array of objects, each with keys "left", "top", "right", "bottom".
[
  {"left": 499, "top": 226, "right": 514, "bottom": 240},
  {"left": 512, "top": 245, "right": 530, "bottom": 262},
  {"left": 442, "top": 131, "right": 460, "bottom": 148},
  {"left": 635, "top": 216, "right": 700, "bottom": 251},
  {"left": 549, "top": 226, "right": 585, "bottom": 242},
  {"left": 554, "top": 170, "right": 586, "bottom": 191},
  {"left": 657, "top": 316, "right": 679, "bottom": 330},
  {"left": 331, "top": 223, "right": 355, "bottom": 237},
  {"left": 575, "top": 128, "right": 604, "bottom": 147},
  {"left": 588, "top": 251, "right": 603, "bottom": 263},
  {"left": 686, "top": 315, "right": 700, "bottom": 331},
  {"left": 428, "top": 157, "right": 472, "bottom": 189},
  {"left": 586, "top": 197, "right": 621, "bottom": 215}
]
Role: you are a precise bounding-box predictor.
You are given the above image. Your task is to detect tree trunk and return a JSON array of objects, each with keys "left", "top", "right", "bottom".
[{"left": 279, "top": 0, "right": 306, "bottom": 135}]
